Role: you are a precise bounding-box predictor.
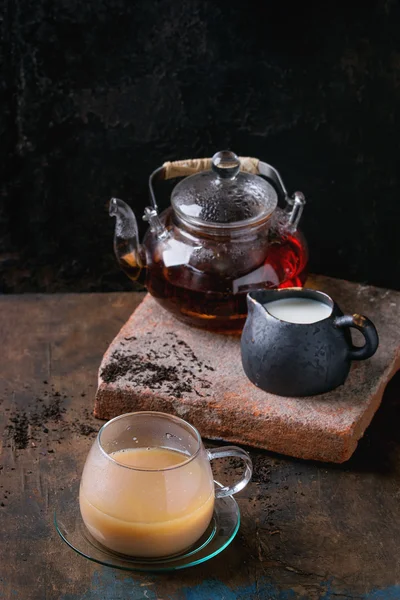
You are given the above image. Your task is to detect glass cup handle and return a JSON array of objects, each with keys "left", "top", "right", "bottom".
[{"left": 207, "top": 447, "right": 253, "bottom": 498}]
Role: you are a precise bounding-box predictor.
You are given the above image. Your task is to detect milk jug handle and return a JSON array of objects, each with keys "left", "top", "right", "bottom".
[
  {"left": 207, "top": 447, "right": 253, "bottom": 498},
  {"left": 334, "top": 314, "right": 379, "bottom": 361}
]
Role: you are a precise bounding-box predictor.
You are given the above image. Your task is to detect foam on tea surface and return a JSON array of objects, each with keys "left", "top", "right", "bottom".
[{"left": 112, "top": 446, "right": 188, "bottom": 469}]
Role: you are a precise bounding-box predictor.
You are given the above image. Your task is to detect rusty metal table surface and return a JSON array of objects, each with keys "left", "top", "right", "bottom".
[{"left": 1, "top": 292, "right": 400, "bottom": 600}]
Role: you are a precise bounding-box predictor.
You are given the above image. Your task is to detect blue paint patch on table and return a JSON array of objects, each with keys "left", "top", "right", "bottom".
[
  {"left": 60, "top": 570, "right": 157, "bottom": 600},
  {"left": 365, "top": 586, "right": 400, "bottom": 600},
  {"left": 182, "top": 578, "right": 400, "bottom": 600},
  {"left": 58, "top": 569, "right": 400, "bottom": 600},
  {"left": 184, "top": 579, "right": 297, "bottom": 600}
]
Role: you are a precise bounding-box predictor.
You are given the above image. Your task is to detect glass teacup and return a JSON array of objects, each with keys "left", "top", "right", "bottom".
[{"left": 79, "top": 411, "right": 252, "bottom": 558}]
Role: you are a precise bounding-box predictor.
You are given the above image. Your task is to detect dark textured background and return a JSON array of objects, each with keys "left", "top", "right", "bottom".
[{"left": 1, "top": 0, "right": 400, "bottom": 293}]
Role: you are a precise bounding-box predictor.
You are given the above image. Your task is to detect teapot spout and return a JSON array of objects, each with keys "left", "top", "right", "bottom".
[{"left": 109, "top": 197, "right": 145, "bottom": 282}]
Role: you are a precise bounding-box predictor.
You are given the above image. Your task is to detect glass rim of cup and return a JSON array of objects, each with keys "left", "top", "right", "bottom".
[{"left": 97, "top": 411, "right": 202, "bottom": 472}]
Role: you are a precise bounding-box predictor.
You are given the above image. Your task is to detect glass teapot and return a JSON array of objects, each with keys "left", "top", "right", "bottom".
[{"left": 110, "top": 151, "right": 307, "bottom": 333}]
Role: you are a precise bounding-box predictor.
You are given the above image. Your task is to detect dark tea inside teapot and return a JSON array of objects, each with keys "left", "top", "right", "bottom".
[{"left": 110, "top": 151, "right": 308, "bottom": 333}]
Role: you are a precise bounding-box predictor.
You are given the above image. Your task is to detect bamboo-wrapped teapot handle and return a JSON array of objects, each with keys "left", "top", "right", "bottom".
[{"left": 162, "top": 157, "right": 260, "bottom": 179}]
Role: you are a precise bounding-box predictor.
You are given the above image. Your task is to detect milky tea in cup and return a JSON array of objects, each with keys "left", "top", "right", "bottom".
[{"left": 79, "top": 412, "right": 252, "bottom": 558}]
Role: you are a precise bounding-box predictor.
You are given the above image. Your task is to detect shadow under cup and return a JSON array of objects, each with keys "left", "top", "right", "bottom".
[{"left": 79, "top": 412, "right": 235, "bottom": 558}]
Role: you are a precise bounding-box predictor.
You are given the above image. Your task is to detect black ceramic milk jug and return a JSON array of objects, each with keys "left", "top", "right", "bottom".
[{"left": 240, "top": 288, "right": 379, "bottom": 397}]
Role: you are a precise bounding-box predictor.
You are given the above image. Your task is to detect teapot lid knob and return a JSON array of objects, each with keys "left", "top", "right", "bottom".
[
  {"left": 211, "top": 150, "right": 241, "bottom": 179},
  {"left": 170, "top": 149, "right": 278, "bottom": 227}
]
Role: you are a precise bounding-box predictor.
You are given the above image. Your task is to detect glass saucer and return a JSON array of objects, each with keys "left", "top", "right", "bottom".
[{"left": 54, "top": 482, "right": 240, "bottom": 572}]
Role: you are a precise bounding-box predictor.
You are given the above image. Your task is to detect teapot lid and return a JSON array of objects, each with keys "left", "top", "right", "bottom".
[{"left": 171, "top": 151, "right": 278, "bottom": 229}]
